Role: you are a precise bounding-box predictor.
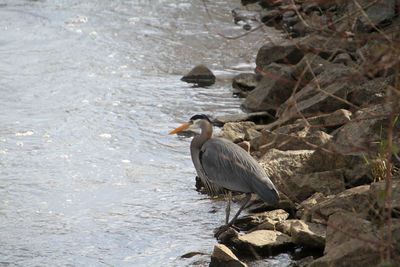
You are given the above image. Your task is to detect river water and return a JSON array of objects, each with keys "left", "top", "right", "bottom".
[{"left": 0, "top": 0, "right": 289, "bottom": 266}]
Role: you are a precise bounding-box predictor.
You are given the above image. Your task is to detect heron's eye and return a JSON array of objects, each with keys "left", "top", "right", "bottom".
[{"left": 189, "top": 120, "right": 194, "bottom": 125}]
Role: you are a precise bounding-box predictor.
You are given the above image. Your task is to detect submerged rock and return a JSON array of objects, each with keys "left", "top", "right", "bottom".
[{"left": 181, "top": 64, "right": 216, "bottom": 86}]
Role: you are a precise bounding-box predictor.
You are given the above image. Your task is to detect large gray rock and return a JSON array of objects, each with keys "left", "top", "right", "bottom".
[
  {"left": 234, "top": 209, "right": 289, "bottom": 231},
  {"left": 242, "top": 63, "right": 295, "bottom": 112},
  {"left": 232, "top": 73, "right": 260, "bottom": 97},
  {"left": 290, "top": 220, "right": 326, "bottom": 249},
  {"left": 286, "top": 169, "right": 346, "bottom": 202},
  {"left": 210, "top": 244, "right": 247, "bottom": 267},
  {"left": 181, "top": 64, "right": 215, "bottom": 86},
  {"left": 256, "top": 40, "right": 304, "bottom": 71},
  {"left": 308, "top": 185, "right": 371, "bottom": 224},
  {"left": 214, "top": 112, "right": 273, "bottom": 126},
  {"left": 370, "top": 179, "right": 400, "bottom": 218},
  {"left": 277, "top": 63, "right": 354, "bottom": 121},
  {"left": 332, "top": 101, "right": 400, "bottom": 155},
  {"left": 352, "top": 0, "right": 396, "bottom": 33},
  {"left": 309, "top": 212, "right": 400, "bottom": 266},
  {"left": 233, "top": 230, "right": 293, "bottom": 256}
]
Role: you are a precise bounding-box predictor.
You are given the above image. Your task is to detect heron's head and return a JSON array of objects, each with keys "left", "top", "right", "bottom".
[{"left": 169, "top": 114, "right": 211, "bottom": 135}]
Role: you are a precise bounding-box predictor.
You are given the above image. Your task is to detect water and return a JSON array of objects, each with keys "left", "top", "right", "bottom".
[{"left": 0, "top": 1, "right": 286, "bottom": 266}]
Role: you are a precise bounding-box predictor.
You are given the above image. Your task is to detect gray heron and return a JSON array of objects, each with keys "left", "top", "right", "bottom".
[{"left": 169, "top": 114, "right": 279, "bottom": 231}]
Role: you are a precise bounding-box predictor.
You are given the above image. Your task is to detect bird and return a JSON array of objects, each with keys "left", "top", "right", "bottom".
[{"left": 169, "top": 114, "right": 279, "bottom": 231}]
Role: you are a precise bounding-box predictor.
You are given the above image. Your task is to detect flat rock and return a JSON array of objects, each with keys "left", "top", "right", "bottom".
[
  {"left": 286, "top": 169, "right": 346, "bottom": 202},
  {"left": 214, "top": 112, "right": 273, "bottom": 126},
  {"left": 242, "top": 63, "right": 295, "bottom": 112},
  {"left": 215, "top": 121, "right": 256, "bottom": 142},
  {"left": 309, "top": 185, "right": 371, "bottom": 224},
  {"left": 181, "top": 64, "right": 215, "bottom": 86},
  {"left": 234, "top": 230, "right": 293, "bottom": 256},
  {"left": 290, "top": 220, "right": 326, "bottom": 249},
  {"left": 210, "top": 244, "right": 247, "bottom": 267},
  {"left": 234, "top": 209, "right": 289, "bottom": 231},
  {"left": 256, "top": 40, "right": 304, "bottom": 71},
  {"left": 232, "top": 73, "right": 260, "bottom": 96}
]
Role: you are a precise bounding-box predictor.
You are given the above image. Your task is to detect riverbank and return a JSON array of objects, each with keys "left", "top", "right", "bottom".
[{"left": 200, "top": 1, "right": 400, "bottom": 266}]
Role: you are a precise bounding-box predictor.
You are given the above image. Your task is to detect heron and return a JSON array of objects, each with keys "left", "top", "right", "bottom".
[{"left": 169, "top": 114, "right": 279, "bottom": 231}]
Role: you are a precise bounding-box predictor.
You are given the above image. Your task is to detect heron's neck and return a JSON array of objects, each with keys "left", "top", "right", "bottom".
[{"left": 191, "top": 120, "right": 212, "bottom": 149}]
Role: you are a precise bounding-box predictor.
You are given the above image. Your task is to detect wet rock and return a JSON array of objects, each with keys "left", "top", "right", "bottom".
[
  {"left": 308, "top": 185, "right": 371, "bottom": 224},
  {"left": 233, "top": 230, "right": 293, "bottom": 257},
  {"left": 234, "top": 209, "right": 289, "bottom": 231},
  {"left": 216, "top": 227, "right": 240, "bottom": 245},
  {"left": 214, "top": 112, "right": 273, "bottom": 126},
  {"left": 290, "top": 220, "right": 326, "bottom": 249},
  {"left": 210, "top": 244, "right": 247, "bottom": 267},
  {"left": 232, "top": 73, "right": 260, "bottom": 97},
  {"left": 181, "top": 64, "right": 215, "bottom": 86},
  {"left": 242, "top": 63, "right": 295, "bottom": 112},
  {"left": 215, "top": 121, "right": 256, "bottom": 142},
  {"left": 256, "top": 40, "right": 304, "bottom": 71}
]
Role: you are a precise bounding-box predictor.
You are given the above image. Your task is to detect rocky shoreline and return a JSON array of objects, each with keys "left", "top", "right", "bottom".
[{"left": 182, "top": 0, "right": 400, "bottom": 266}]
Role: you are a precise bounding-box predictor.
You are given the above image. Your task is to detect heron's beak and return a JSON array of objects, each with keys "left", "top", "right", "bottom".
[{"left": 169, "top": 123, "right": 190, "bottom": 135}]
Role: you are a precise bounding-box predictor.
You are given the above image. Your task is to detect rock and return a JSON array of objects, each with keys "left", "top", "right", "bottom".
[
  {"left": 259, "top": 149, "right": 314, "bottom": 178},
  {"left": 252, "top": 127, "right": 332, "bottom": 152},
  {"left": 234, "top": 209, "right": 289, "bottom": 231},
  {"left": 283, "top": 109, "right": 352, "bottom": 134},
  {"left": 290, "top": 220, "right": 326, "bottom": 249},
  {"left": 332, "top": 101, "right": 400, "bottom": 155},
  {"left": 296, "top": 192, "right": 332, "bottom": 220},
  {"left": 309, "top": 211, "right": 383, "bottom": 266},
  {"left": 233, "top": 230, "right": 293, "bottom": 257},
  {"left": 210, "top": 244, "right": 247, "bottom": 267},
  {"left": 244, "top": 128, "right": 262, "bottom": 143},
  {"left": 305, "top": 144, "right": 364, "bottom": 172},
  {"left": 275, "top": 219, "right": 299, "bottom": 235},
  {"left": 350, "top": 76, "right": 392, "bottom": 107},
  {"left": 232, "top": 73, "right": 260, "bottom": 97},
  {"left": 323, "top": 211, "right": 373, "bottom": 255},
  {"left": 308, "top": 185, "right": 371, "bottom": 223},
  {"left": 285, "top": 169, "right": 345, "bottom": 202},
  {"left": 352, "top": 0, "right": 396, "bottom": 33},
  {"left": 181, "top": 65, "right": 215, "bottom": 86},
  {"left": 215, "top": 121, "right": 256, "bottom": 142},
  {"left": 256, "top": 40, "right": 304, "bottom": 71},
  {"left": 332, "top": 52, "right": 352, "bottom": 65},
  {"left": 370, "top": 178, "right": 400, "bottom": 218},
  {"left": 216, "top": 227, "right": 240, "bottom": 245},
  {"left": 277, "top": 63, "right": 354, "bottom": 121},
  {"left": 214, "top": 112, "right": 273, "bottom": 126},
  {"left": 260, "top": 9, "right": 282, "bottom": 26},
  {"left": 242, "top": 63, "right": 295, "bottom": 112}
]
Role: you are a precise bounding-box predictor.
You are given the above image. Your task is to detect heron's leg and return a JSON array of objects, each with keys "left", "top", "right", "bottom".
[
  {"left": 225, "top": 191, "right": 232, "bottom": 224},
  {"left": 226, "top": 193, "right": 251, "bottom": 228}
]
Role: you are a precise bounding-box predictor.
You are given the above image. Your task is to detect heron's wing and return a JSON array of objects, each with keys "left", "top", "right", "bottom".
[{"left": 200, "top": 138, "right": 279, "bottom": 204}]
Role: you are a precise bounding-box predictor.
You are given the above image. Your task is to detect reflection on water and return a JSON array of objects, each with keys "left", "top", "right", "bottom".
[{"left": 0, "top": 0, "right": 285, "bottom": 266}]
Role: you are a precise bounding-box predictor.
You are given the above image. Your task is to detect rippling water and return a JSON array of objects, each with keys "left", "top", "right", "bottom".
[{"left": 0, "top": 0, "right": 287, "bottom": 266}]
